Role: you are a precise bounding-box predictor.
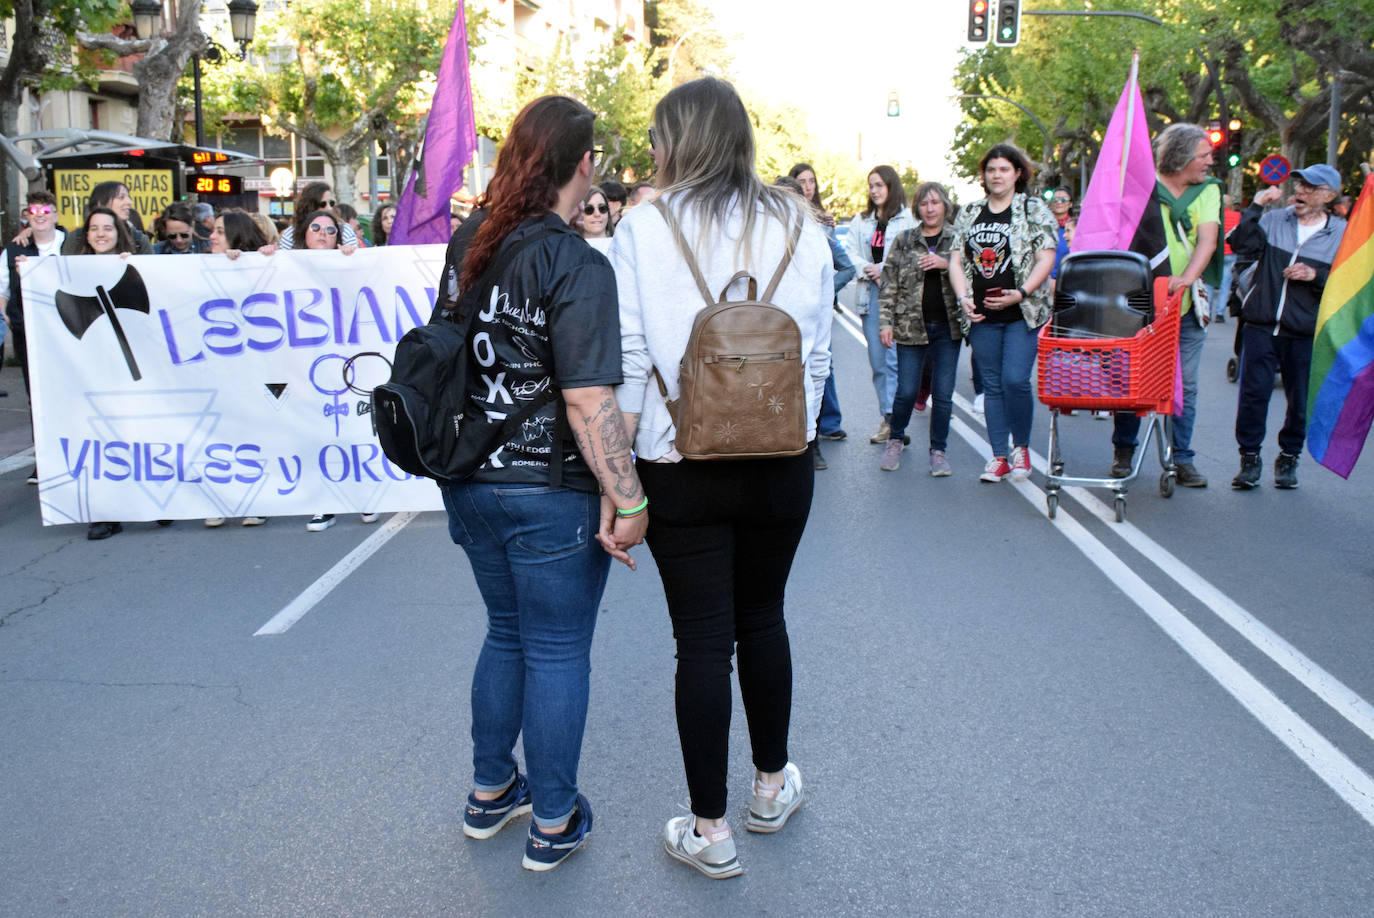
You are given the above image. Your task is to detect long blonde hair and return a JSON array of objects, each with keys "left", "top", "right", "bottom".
[{"left": 652, "top": 77, "right": 804, "bottom": 267}]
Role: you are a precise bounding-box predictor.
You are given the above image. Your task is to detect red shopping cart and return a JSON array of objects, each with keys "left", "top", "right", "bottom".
[{"left": 1037, "top": 251, "right": 1183, "bottom": 522}]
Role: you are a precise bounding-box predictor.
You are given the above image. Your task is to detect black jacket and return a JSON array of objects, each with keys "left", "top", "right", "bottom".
[{"left": 1230, "top": 203, "right": 1346, "bottom": 338}]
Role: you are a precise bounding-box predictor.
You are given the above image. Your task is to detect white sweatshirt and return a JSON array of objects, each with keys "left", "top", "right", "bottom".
[{"left": 610, "top": 193, "right": 835, "bottom": 461}]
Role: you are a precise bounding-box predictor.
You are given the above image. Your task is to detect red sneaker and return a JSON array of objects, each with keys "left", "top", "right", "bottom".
[
  {"left": 980, "top": 456, "right": 1011, "bottom": 482},
  {"left": 1009, "top": 446, "right": 1032, "bottom": 481}
]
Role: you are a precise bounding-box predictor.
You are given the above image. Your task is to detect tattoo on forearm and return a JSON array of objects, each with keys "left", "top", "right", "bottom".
[{"left": 570, "top": 389, "right": 642, "bottom": 503}]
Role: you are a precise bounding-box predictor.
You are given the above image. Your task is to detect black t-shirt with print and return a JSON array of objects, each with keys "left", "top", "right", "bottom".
[
  {"left": 441, "top": 211, "right": 622, "bottom": 491},
  {"left": 964, "top": 204, "right": 1020, "bottom": 324},
  {"left": 920, "top": 232, "right": 946, "bottom": 324},
  {"left": 870, "top": 218, "right": 889, "bottom": 264}
]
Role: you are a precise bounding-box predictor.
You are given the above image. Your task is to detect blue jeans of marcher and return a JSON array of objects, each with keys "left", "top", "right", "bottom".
[
  {"left": 1214, "top": 253, "right": 1237, "bottom": 317},
  {"left": 818, "top": 346, "right": 843, "bottom": 436},
  {"left": 1113, "top": 314, "right": 1207, "bottom": 463},
  {"left": 439, "top": 481, "right": 610, "bottom": 829},
  {"left": 889, "top": 322, "right": 961, "bottom": 451},
  {"left": 859, "top": 283, "right": 897, "bottom": 418},
  {"left": 969, "top": 319, "right": 1040, "bottom": 455}
]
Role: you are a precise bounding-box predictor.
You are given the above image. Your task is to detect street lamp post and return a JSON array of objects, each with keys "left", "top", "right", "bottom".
[{"left": 131, "top": 0, "right": 258, "bottom": 147}]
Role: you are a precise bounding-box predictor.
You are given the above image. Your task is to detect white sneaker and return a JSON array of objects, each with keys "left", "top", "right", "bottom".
[
  {"left": 241, "top": 516, "right": 268, "bottom": 526},
  {"left": 746, "top": 762, "right": 804, "bottom": 833},
  {"left": 360, "top": 512, "right": 380, "bottom": 524},
  {"left": 1009, "top": 446, "right": 1032, "bottom": 482},
  {"left": 663, "top": 815, "right": 742, "bottom": 879},
  {"left": 306, "top": 514, "right": 335, "bottom": 532},
  {"left": 204, "top": 517, "right": 225, "bottom": 528},
  {"left": 972, "top": 393, "right": 985, "bottom": 416}
]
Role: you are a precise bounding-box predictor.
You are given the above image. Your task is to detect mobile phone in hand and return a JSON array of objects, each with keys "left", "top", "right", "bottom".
[{"left": 985, "top": 286, "right": 1003, "bottom": 298}]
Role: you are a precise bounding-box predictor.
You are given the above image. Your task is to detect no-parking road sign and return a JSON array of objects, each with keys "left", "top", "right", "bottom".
[{"left": 1260, "top": 154, "right": 1291, "bottom": 185}]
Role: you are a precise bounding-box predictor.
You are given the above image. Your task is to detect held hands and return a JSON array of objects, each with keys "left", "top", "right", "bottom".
[
  {"left": 597, "top": 494, "right": 647, "bottom": 571},
  {"left": 862, "top": 264, "right": 883, "bottom": 282}
]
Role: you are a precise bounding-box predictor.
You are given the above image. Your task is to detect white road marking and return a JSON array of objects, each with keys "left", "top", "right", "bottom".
[
  {"left": 254, "top": 512, "right": 418, "bottom": 635},
  {"left": 0, "top": 447, "right": 35, "bottom": 476},
  {"left": 833, "top": 308, "right": 1374, "bottom": 826}
]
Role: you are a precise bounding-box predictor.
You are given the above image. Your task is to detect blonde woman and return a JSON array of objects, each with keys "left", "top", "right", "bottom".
[{"left": 611, "top": 77, "right": 833, "bottom": 880}]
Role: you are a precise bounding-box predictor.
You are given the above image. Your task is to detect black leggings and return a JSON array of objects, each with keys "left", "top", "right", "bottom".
[{"left": 637, "top": 451, "right": 814, "bottom": 819}]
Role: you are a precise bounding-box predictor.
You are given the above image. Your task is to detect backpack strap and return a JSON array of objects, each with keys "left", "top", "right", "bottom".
[
  {"left": 430, "top": 225, "right": 557, "bottom": 325},
  {"left": 652, "top": 197, "right": 716, "bottom": 309},
  {"left": 761, "top": 209, "right": 806, "bottom": 302}
]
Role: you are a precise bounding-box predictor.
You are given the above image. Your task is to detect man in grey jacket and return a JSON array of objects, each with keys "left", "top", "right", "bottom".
[{"left": 1228, "top": 164, "right": 1347, "bottom": 490}]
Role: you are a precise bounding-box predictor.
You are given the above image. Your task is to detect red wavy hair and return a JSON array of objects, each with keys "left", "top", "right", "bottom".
[{"left": 461, "top": 96, "right": 595, "bottom": 290}]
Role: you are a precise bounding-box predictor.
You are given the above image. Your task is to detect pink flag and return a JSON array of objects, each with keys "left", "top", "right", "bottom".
[
  {"left": 390, "top": 4, "right": 477, "bottom": 246},
  {"left": 1071, "top": 53, "right": 1156, "bottom": 253}
]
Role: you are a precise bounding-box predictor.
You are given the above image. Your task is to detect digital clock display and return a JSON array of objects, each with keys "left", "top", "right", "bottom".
[{"left": 191, "top": 175, "right": 243, "bottom": 195}]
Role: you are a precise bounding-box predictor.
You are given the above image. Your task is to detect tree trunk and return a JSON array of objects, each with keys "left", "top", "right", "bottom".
[
  {"left": 0, "top": 0, "right": 54, "bottom": 235},
  {"left": 132, "top": 0, "right": 206, "bottom": 140}
]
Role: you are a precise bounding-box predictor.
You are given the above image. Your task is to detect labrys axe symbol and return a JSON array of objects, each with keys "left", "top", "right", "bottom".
[{"left": 55, "top": 265, "right": 150, "bottom": 381}]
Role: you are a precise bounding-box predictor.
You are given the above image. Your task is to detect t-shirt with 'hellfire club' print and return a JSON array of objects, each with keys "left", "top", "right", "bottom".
[
  {"left": 964, "top": 204, "right": 1020, "bottom": 324},
  {"left": 441, "top": 211, "right": 622, "bottom": 491}
]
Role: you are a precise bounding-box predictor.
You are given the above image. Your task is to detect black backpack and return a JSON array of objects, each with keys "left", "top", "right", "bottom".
[{"left": 371, "top": 227, "right": 556, "bottom": 482}]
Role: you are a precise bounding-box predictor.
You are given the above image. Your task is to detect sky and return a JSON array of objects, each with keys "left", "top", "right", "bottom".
[{"left": 701, "top": 0, "right": 980, "bottom": 200}]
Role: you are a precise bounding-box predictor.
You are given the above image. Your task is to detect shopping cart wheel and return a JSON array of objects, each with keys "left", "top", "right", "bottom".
[
  {"left": 1159, "top": 472, "right": 1175, "bottom": 498},
  {"left": 1113, "top": 496, "right": 1127, "bottom": 522},
  {"left": 1046, "top": 492, "right": 1058, "bottom": 519},
  {"left": 1226, "top": 356, "right": 1239, "bottom": 383}
]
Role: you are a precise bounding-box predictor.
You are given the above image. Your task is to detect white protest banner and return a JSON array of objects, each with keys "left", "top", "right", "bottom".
[{"left": 22, "top": 246, "right": 449, "bottom": 524}]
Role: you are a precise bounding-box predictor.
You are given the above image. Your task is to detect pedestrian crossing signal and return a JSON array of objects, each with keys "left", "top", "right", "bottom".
[{"left": 968, "top": 0, "right": 989, "bottom": 43}]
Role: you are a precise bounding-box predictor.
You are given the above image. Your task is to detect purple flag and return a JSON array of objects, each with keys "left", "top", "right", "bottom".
[
  {"left": 390, "top": 4, "right": 476, "bottom": 246},
  {"left": 1072, "top": 53, "right": 1156, "bottom": 254}
]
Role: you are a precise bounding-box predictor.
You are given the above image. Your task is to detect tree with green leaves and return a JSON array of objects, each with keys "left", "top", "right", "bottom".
[
  {"left": 952, "top": 0, "right": 1373, "bottom": 198},
  {"left": 199, "top": 0, "right": 452, "bottom": 204}
]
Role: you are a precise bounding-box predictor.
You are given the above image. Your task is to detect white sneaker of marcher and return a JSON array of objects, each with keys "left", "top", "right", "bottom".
[
  {"left": 746, "top": 762, "right": 804, "bottom": 833},
  {"left": 663, "top": 815, "right": 742, "bottom": 879}
]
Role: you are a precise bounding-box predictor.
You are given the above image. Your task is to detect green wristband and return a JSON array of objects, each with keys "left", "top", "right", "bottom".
[{"left": 616, "top": 496, "right": 649, "bottom": 518}]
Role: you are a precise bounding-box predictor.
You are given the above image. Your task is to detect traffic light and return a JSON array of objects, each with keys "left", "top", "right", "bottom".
[
  {"left": 993, "top": 0, "right": 1021, "bottom": 47},
  {"left": 968, "top": 0, "right": 990, "bottom": 44},
  {"left": 1227, "top": 117, "right": 1243, "bottom": 168},
  {"left": 1207, "top": 119, "right": 1226, "bottom": 149}
]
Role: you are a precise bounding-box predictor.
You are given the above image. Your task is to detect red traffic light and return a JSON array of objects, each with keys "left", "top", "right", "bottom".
[
  {"left": 973, "top": 0, "right": 987, "bottom": 10},
  {"left": 1208, "top": 128, "right": 1225, "bottom": 146}
]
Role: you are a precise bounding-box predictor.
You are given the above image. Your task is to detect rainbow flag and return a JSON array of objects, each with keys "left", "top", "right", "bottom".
[{"left": 1308, "top": 171, "right": 1374, "bottom": 478}]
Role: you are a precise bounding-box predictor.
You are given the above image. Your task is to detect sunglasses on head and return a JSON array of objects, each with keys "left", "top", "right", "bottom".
[
  {"left": 27, "top": 204, "right": 55, "bottom": 215},
  {"left": 583, "top": 203, "right": 609, "bottom": 215},
  {"left": 309, "top": 223, "right": 338, "bottom": 235}
]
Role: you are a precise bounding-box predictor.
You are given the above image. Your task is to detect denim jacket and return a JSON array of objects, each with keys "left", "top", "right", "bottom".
[
  {"left": 877, "top": 225, "right": 964, "bottom": 346},
  {"left": 950, "top": 192, "right": 1057, "bottom": 329},
  {"left": 844, "top": 206, "right": 918, "bottom": 312}
]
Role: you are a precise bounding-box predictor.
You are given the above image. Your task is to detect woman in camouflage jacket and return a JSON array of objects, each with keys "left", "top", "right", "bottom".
[{"left": 877, "top": 182, "right": 966, "bottom": 476}]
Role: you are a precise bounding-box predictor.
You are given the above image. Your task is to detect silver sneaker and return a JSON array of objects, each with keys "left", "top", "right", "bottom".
[
  {"left": 879, "top": 438, "right": 903, "bottom": 471},
  {"left": 746, "top": 762, "right": 804, "bottom": 833},
  {"left": 869, "top": 419, "right": 891, "bottom": 443},
  {"left": 663, "top": 815, "right": 742, "bottom": 879},
  {"left": 929, "top": 450, "right": 952, "bottom": 477}
]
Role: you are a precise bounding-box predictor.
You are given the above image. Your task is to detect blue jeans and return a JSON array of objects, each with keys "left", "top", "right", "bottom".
[
  {"left": 818, "top": 345, "right": 843, "bottom": 435},
  {"left": 439, "top": 482, "right": 610, "bottom": 829},
  {"left": 860, "top": 283, "right": 897, "bottom": 417},
  {"left": 889, "top": 322, "right": 961, "bottom": 451},
  {"left": 1215, "top": 253, "right": 1237, "bottom": 317},
  {"left": 1113, "top": 315, "right": 1207, "bottom": 463},
  {"left": 969, "top": 319, "right": 1040, "bottom": 454}
]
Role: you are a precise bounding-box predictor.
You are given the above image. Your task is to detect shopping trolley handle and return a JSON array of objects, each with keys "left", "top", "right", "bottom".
[{"left": 1152, "top": 276, "right": 1184, "bottom": 327}]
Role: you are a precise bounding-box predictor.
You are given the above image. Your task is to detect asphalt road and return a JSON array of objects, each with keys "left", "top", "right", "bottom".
[{"left": 2, "top": 306, "right": 1373, "bottom": 917}]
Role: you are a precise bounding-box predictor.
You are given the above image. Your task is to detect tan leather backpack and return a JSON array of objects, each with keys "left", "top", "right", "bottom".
[{"left": 651, "top": 199, "right": 809, "bottom": 460}]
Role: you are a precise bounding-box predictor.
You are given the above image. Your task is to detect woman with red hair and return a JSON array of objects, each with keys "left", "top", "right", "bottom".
[{"left": 438, "top": 95, "right": 646, "bottom": 872}]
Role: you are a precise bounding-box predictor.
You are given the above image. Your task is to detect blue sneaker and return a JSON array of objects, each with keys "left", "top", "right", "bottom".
[
  {"left": 462, "top": 773, "right": 532, "bottom": 840},
  {"left": 522, "top": 794, "right": 593, "bottom": 872}
]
